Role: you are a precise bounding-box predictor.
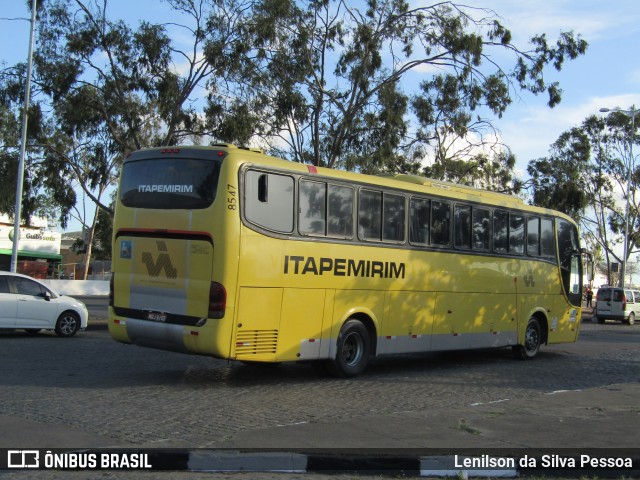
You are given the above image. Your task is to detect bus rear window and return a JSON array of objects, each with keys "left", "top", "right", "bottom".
[{"left": 120, "top": 158, "right": 222, "bottom": 209}]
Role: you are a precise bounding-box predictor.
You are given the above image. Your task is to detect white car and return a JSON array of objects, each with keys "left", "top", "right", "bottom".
[{"left": 0, "top": 271, "right": 89, "bottom": 337}]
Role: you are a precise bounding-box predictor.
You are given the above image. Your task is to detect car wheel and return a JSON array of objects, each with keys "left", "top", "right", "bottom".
[
  {"left": 627, "top": 312, "right": 635, "bottom": 326},
  {"left": 327, "top": 319, "right": 371, "bottom": 377},
  {"left": 513, "top": 317, "right": 541, "bottom": 360},
  {"left": 55, "top": 311, "right": 80, "bottom": 337}
]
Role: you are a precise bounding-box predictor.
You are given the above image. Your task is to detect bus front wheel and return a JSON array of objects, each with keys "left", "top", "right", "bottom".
[
  {"left": 513, "top": 317, "right": 541, "bottom": 360},
  {"left": 327, "top": 319, "right": 371, "bottom": 377}
]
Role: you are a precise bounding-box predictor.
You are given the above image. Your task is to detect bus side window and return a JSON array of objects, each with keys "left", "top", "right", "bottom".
[
  {"left": 245, "top": 170, "right": 294, "bottom": 233},
  {"left": 359, "top": 189, "right": 382, "bottom": 240},
  {"left": 510, "top": 214, "right": 525, "bottom": 255},
  {"left": 541, "top": 218, "right": 555, "bottom": 257},
  {"left": 493, "top": 210, "right": 508, "bottom": 254},
  {"left": 454, "top": 204, "right": 471, "bottom": 249},
  {"left": 431, "top": 201, "right": 450, "bottom": 246},
  {"left": 299, "top": 180, "right": 327, "bottom": 235},
  {"left": 527, "top": 217, "right": 540, "bottom": 256},
  {"left": 472, "top": 208, "right": 490, "bottom": 250},
  {"left": 327, "top": 184, "right": 354, "bottom": 238},
  {"left": 382, "top": 194, "right": 405, "bottom": 242},
  {"left": 409, "top": 197, "right": 430, "bottom": 245}
]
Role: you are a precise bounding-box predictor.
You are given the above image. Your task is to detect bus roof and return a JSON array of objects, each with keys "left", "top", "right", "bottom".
[{"left": 130, "top": 144, "right": 572, "bottom": 221}]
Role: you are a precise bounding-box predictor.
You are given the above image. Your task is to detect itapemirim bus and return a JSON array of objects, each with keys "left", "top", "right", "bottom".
[{"left": 108, "top": 145, "right": 584, "bottom": 377}]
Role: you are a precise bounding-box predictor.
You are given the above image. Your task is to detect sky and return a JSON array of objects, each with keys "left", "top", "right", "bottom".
[{"left": 1, "top": 0, "right": 640, "bottom": 235}]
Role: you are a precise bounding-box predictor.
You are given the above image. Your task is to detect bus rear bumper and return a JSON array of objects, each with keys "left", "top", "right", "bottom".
[{"left": 108, "top": 315, "right": 190, "bottom": 353}]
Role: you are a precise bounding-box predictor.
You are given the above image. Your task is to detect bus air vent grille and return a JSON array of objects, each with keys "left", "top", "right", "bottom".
[{"left": 236, "top": 330, "right": 278, "bottom": 355}]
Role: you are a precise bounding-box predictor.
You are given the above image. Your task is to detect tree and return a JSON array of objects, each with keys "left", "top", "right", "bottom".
[
  {"left": 527, "top": 112, "right": 639, "bottom": 285},
  {"left": 1, "top": 0, "right": 588, "bottom": 240},
  {"left": 213, "top": 0, "right": 587, "bottom": 179}
]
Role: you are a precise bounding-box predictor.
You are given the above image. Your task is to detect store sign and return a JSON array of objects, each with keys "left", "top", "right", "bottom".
[{"left": 0, "top": 227, "right": 61, "bottom": 255}]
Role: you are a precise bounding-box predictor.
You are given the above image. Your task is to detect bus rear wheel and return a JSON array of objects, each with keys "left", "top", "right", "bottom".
[
  {"left": 513, "top": 317, "right": 541, "bottom": 360},
  {"left": 327, "top": 319, "right": 371, "bottom": 377}
]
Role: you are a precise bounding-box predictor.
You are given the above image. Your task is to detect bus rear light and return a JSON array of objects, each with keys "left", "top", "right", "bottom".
[{"left": 209, "top": 282, "right": 226, "bottom": 319}]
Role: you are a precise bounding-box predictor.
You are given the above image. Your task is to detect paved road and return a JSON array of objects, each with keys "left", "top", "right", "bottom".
[
  {"left": 76, "top": 295, "right": 109, "bottom": 321},
  {"left": 0, "top": 312, "right": 638, "bottom": 478},
  {"left": 0, "top": 316, "right": 637, "bottom": 447}
]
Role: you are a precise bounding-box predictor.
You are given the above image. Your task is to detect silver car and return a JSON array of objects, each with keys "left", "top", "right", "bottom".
[
  {"left": 0, "top": 271, "right": 89, "bottom": 336},
  {"left": 594, "top": 287, "right": 640, "bottom": 326}
]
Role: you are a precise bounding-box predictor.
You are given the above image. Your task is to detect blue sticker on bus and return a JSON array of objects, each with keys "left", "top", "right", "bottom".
[{"left": 120, "top": 240, "right": 132, "bottom": 259}]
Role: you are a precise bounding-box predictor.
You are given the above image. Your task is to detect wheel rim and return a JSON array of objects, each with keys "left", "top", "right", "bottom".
[
  {"left": 59, "top": 315, "right": 77, "bottom": 335},
  {"left": 341, "top": 331, "right": 364, "bottom": 367},
  {"left": 525, "top": 323, "right": 539, "bottom": 354}
]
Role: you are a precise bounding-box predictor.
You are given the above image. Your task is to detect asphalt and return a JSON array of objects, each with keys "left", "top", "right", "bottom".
[{"left": 2, "top": 308, "right": 639, "bottom": 478}]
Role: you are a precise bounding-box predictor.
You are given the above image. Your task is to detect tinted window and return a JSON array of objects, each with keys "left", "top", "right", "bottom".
[
  {"left": 327, "top": 185, "right": 354, "bottom": 237},
  {"left": 409, "top": 198, "right": 430, "bottom": 245},
  {"left": 557, "top": 219, "right": 582, "bottom": 306},
  {"left": 541, "top": 218, "right": 555, "bottom": 257},
  {"left": 527, "top": 217, "right": 540, "bottom": 256},
  {"left": 472, "top": 208, "right": 490, "bottom": 250},
  {"left": 454, "top": 205, "right": 471, "bottom": 249},
  {"left": 245, "top": 171, "right": 294, "bottom": 233},
  {"left": 597, "top": 288, "right": 612, "bottom": 301},
  {"left": 299, "top": 180, "right": 326, "bottom": 235},
  {"left": 14, "top": 277, "right": 45, "bottom": 296},
  {"left": 493, "top": 210, "right": 509, "bottom": 253},
  {"left": 383, "top": 194, "right": 405, "bottom": 242},
  {"left": 431, "top": 201, "right": 450, "bottom": 246},
  {"left": 510, "top": 214, "right": 525, "bottom": 255},
  {"left": 0, "top": 276, "right": 9, "bottom": 294},
  {"left": 120, "top": 158, "right": 222, "bottom": 209},
  {"left": 358, "top": 190, "right": 382, "bottom": 240}
]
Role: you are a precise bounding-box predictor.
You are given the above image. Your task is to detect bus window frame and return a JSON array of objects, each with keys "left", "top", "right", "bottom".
[{"left": 238, "top": 164, "right": 562, "bottom": 269}]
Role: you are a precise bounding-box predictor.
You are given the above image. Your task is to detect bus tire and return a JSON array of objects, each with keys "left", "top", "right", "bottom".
[
  {"left": 513, "top": 317, "right": 541, "bottom": 360},
  {"left": 327, "top": 319, "right": 371, "bottom": 377}
]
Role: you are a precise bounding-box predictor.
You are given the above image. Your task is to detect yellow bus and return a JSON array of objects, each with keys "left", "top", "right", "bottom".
[{"left": 108, "top": 145, "right": 584, "bottom": 376}]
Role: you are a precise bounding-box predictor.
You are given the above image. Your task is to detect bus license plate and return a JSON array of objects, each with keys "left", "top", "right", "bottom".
[{"left": 146, "top": 311, "right": 168, "bottom": 322}]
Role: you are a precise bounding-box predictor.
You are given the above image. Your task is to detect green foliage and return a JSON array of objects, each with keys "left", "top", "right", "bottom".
[
  {"left": 527, "top": 111, "right": 639, "bottom": 282},
  {"left": 527, "top": 127, "right": 591, "bottom": 220},
  {"left": 0, "top": 0, "right": 588, "bottom": 237}
]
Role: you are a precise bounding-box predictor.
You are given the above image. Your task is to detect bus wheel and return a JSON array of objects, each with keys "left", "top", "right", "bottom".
[
  {"left": 626, "top": 312, "right": 635, "bottom": 326},
  {"left": 328, "top": 319, "right": 371, "bottom": 377},
  {"left": 513, "top": 317, "right": 541, "bottom": 360}
]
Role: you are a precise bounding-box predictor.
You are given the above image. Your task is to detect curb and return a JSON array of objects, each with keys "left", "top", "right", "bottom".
[{"left": 35, "top": 449, "right": 635, "bottom": 478}]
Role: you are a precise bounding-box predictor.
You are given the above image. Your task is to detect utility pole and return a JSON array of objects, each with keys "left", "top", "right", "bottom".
[{"left": 10, "top": 0, "right": 38, "bottom": 273}]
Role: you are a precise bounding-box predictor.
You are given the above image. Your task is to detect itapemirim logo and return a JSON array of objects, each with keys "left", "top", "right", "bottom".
[{"left": 141, "top": 241, "right": 178, "bottom": 279}]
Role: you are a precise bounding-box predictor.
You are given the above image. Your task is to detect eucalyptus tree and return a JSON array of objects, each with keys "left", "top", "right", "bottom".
[
  {"left": 213, "top": 0, "right": 587, "bottom": 182},
  {"left": 0, "top": 0, "right": 588, "bottom": 232},
  {"left": 527, "top": 112, "right": 639, "bottom": 285}
]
